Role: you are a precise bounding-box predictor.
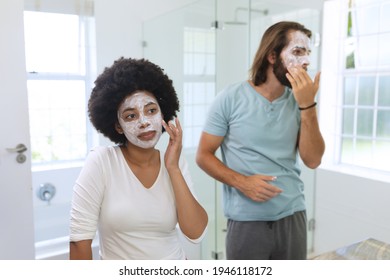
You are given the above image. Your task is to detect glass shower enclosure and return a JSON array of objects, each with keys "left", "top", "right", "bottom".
[{"left": 143, "top": 0, "right": 322, "bottom": 259}]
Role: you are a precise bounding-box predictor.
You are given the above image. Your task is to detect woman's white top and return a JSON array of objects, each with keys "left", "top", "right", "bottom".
[{"left": 70, "top": 145, "right": 203, "bottom": 260}]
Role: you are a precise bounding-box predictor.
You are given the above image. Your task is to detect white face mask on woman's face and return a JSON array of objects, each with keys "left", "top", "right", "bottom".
[{"left": 117, "top": 91, "right": 163, "bottom": 149}]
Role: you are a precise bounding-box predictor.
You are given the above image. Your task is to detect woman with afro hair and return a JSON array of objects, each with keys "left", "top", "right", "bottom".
[{"left": 69, "top": 57, "right": 208, "bottom": 260}]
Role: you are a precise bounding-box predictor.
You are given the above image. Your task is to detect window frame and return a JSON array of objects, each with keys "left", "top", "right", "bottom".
[
  {"left": 24, "top": 8, "right": 97, "bottom": 169},
  {"left": 319, "top": 0, "right": 390, "bottom": 182},
  {"left": 182, "top": 26, "right": 216, "bottom": 150}
]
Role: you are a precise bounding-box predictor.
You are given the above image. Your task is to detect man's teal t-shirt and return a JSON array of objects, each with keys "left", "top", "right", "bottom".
[{"left": 203, "top": 81, "right": 305, "bottom": 221}]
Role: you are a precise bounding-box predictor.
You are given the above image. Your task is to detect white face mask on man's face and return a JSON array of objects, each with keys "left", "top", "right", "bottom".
[
  {"left": 117, "top": 91, "right": 162, "bottom": 149},
  {"left": 281, "top": 30, "right": 311, "bottom": 69}
]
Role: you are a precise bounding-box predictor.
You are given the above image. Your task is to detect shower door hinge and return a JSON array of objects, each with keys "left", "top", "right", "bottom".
[
  {"left": 308, "top": 218, "right": 316, "bottom": 231},
  {"left": 142, "top": 40, "right": 147, "bottom": 48},
  {"left": 211, "top": 251, "right": 224, "bottom": 260}
]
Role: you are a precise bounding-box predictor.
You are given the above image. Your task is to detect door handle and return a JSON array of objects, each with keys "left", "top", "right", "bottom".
[
  {"left": 6, "top": 143, "right": 28, "bottom": 163},
  {"left": 6, "top": 143, "right": 28, "bottom": 153}
]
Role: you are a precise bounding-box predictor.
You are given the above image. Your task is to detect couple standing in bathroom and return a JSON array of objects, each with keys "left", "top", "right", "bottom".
[{"left": 69, "top": 20, "right": 325, "bottom": 260}]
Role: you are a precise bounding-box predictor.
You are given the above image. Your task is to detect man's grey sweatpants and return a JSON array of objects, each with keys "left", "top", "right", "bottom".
[{"left": 226, "top": 211, "right": 307, "bottom": 260}]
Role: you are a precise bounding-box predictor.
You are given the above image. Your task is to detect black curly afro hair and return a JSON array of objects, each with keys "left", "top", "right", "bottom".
[{"left": 88, "top": 57, "right": 180, "bottom": 145}]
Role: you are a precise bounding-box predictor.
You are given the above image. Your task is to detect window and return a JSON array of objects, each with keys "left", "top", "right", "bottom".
[
  {"left": 340, "top": 0, "right": 390, "bottom": 172},
  {"left": 182, "top": 27, "right": 216, "bottom": 149},
  {"left": 23, "top": 10, "right": 96, "bottom": 166},
  {"left": 321, "top": 0, "right": 390, "bottom": 175}
]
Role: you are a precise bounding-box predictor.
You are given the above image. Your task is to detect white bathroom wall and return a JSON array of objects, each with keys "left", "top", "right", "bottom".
[
  {"left": 313, "top": 169, "right": 390, "bottom": 255},
  {"left": 94, "top": 0, "right": 143, "bottom": 71},
  {"left": 94, "top": 0, "right": 198, "bottom": 72}
]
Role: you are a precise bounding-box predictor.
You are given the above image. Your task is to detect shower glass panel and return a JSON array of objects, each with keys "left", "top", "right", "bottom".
[
  {"left": 214, "top": 0, "right": 251, "bottom": 259},
  {"left": 143, "top": 0, "right": 219, "bottom": 260},
  {"left": 143, "top": 0, "right": 322, "bottom": 259}
]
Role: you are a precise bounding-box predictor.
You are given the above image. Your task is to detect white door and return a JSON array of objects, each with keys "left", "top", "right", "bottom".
[{"left": 0, "top": 0, "right": 35, "bottom": 259}]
